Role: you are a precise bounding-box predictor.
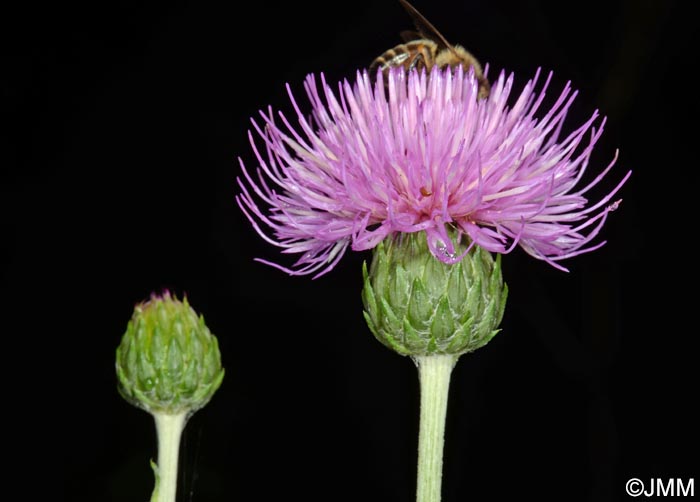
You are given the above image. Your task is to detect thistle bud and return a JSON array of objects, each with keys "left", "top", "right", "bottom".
[
  {"left": 116, "top": 291, "right": 224, "bottom": 416},
  {"left": 362, "top": 231, "right": 508, "bottom": 357}
]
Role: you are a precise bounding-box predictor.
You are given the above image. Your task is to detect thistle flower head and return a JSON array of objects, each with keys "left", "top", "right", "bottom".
[
  {"left": 236, "top": 66, "right": 630, "bottom": 277},
  {"left": 115, "top": 291, "right": 225, "bottom": 416},
  {"left": 362, "top": 230, "right": 507, "bottom": 357}
]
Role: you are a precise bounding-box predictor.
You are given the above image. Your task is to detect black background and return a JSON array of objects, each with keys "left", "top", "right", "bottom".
[{"left": 2, "top": 1, "right": 697, "bottom": 501}]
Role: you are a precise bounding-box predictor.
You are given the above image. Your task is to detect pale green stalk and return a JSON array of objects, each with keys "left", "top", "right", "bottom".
[
  {"left": 151, "top": 412, "right": 188, "bottom": 502},
  {"left": 414, "top": 354, "right": 457, "bottom": 502}
]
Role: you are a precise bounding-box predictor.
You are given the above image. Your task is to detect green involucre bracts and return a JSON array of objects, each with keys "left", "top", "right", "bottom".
[
  {"left": 116, "top": 292, "right": 224, "bottom": 415},
  {"left": 362, "top": 232, "right": 508, "bottom": 356}
]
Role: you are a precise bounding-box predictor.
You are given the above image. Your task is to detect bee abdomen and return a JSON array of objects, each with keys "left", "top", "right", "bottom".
[{"left": 370, "top": 40, "right": 437, "bottom": 75}]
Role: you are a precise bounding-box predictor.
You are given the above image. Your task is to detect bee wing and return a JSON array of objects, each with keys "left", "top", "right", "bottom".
[
  {"left": 398, "top": 0, "right": 455, "bottom": 51},
  {"left": 400, "top": 30, "right": 421, "bottom": 42}
]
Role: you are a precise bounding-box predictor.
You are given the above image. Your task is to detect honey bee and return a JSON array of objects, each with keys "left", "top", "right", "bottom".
[{"left": 370, "top": 0, "right": 490, "bottom": 98}]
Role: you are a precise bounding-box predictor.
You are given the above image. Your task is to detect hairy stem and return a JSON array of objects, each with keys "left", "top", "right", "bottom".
[
  {"left": 151, "top": 412, "right": 188, "bottom": 502},
  {"left": 414, "top": 354, "right": 457, "bottom": 502}
]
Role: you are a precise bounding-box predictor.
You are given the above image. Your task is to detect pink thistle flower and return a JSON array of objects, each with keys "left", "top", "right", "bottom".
[{"left": 236, "top": 67, "right": 630, "bottom": 278}]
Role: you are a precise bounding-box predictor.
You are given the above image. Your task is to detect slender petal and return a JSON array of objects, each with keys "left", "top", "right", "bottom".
[{"left": 236, "top": 67, "right": 630, "bottom": 277}]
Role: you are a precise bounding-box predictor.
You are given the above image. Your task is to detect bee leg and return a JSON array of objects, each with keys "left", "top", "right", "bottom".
[{"left": 407, "top": 52, "right": 425, "bottom": 72}]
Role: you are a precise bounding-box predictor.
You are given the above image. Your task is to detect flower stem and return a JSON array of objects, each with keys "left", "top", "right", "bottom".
[
  {"left": 151, "top": 412, "right": 188, "bottom": 502},
  {"left": 414, "top": 354, "right": 457, "bottom": 502}
]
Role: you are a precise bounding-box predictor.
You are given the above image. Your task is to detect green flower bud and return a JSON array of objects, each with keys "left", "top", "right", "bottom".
[
  {"left": 116, "top": 292, "right": 225, "bottom": 416},
  {"left": 362, "top": 231, "right": 508, "bottom": 357}
]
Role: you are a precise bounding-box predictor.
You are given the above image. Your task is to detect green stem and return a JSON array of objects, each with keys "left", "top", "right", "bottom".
[
  {"left": 151, "top": 412, "right": 188, "bottom": 502},
  {"left": 414, "top": 354, "right": 458, "bottom": 502}
]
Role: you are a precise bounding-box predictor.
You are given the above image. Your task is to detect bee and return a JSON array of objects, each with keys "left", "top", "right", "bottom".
[{"left": 370, "top": 0, "right": 490, "bottom": 98}]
